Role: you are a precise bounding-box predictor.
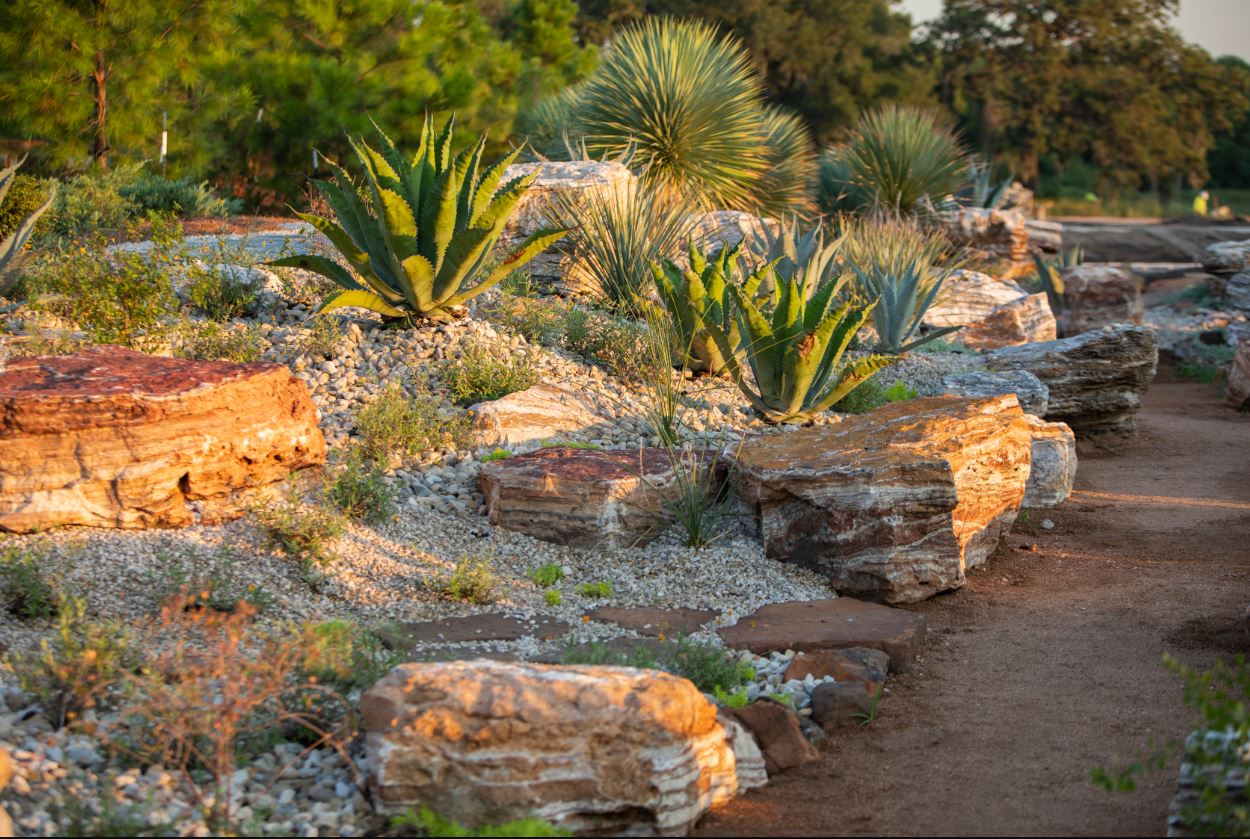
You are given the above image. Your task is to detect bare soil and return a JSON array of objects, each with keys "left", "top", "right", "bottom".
[{"left": 697, "top": 365, "right": 1250, "bottom": 837}]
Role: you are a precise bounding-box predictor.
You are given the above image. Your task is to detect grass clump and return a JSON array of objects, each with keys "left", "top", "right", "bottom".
[
  {"left": 393, "top": 807, "right": 569, "bottom": 837},
  {"left": 255, "top": 489, "right": 345, "bottom": 571},
  {"left": 354, "top": 383, "right": 470, "bottom": 465},
  {"left": 563, "top": 636, "right": 755, "bottom": 694},
  {"left": 326, "top": 449, "right": 396, "bottom": 524},
  {"left": 0, "top": 544, "right": 61, "bottom": 621},
  {"left": 299, "top": 314, "right": 344, "bottom": 359},
  {"left": 441, "top": 556, "right": 499, "bottom": 605},
  {"left": 835, "top": 378, "right": 919, "bottom": 414},
  {"left": 575, "top": 581, "right": 613, "bottom": 599},
  {"left": 1178, "top": 345, "right": 1235, "bottom": 384},
  {"left": 148, "top": 547, "right": 274, "bottom": 615},
  {"left": 481, "top": 448, "right": 513, "bottom": 462},
  {"left": 442, "top": 340, "right": 540, "bottom": 406},
  {"left": 186, "top": 265, "right": 261, "bottom": 321},
  {"left": 172, "top": 320, "right": 265, "bottom": 363},
  {"left": 544, "top": 590, "right": 563, "bottom": 607},
  {"left": 528, "top": 563, "right": 565, "bottom": 587},
  {"left": 564, "top": 307, "right": 649, "bottom": 379},
  {"left": 300, "top": 619, "right": 398, "bottom": 693}
]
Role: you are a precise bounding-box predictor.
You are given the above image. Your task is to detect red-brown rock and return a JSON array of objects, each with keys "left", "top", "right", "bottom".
[
  {"left": 737, "top": 395, "right": 1033, "bottom": 603},
  {"left": 1228, "top": 339, "right": 1250, "bottom": 411},
  {"left": 784, "top": 648, "right": 889, "bottom": 696},
  {"left": 810, "top": 681, "right": 875, "bottom": 732},
  {"left": 718, "top": 598, "right": 926, "bottom": 672},
  {"left": 587, "top": 606, "right": 719, "bottom": 637},
  {"left": 724, "top": 700, "right": 819, "bottom": 775},
  {"left": 479, "top": 446, "right": 726, "bottom": 548},
  {"left": 0, "top": 346, "right": 325, "bottom": 531}
]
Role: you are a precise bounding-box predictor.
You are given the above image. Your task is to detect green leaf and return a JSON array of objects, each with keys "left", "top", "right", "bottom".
[
  {"left": 267, "top": 254, "right": 363, "bottom": 292},
  {"left": 314, "top": 289, "right": 408, "bottom": 318}
]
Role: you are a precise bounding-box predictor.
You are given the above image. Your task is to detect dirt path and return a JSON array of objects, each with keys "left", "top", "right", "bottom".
[{"left": 698, "top": 367, "right": 1250, "bottom": 837}]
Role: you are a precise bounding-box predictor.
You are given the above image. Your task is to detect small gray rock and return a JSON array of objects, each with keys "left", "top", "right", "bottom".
[{"left": 939, "top": 369, "right": 1049, "bottom": 416}]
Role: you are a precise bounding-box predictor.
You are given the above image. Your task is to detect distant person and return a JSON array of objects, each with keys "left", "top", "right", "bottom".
[{"left": 1193, "top": 190, "right": 1210, "bottom": 216}]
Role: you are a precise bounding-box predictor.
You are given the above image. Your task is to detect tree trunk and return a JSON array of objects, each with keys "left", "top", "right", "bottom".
[{"left": 92, "top": 49, "right": 108, "bottom": 169}]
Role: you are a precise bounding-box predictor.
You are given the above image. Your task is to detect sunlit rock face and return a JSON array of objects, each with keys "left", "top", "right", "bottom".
[
  {"left": 737, "top": 394, "right": 1033, "bottom": 603},
  {"left": 362, "top": 660, "right": 765, "bottom": 836},
  {"left": 0, "top": 345, "right": 325, "bottom": 532},
  {"left": 924, "top": 270, "right": 1056, "bottom": 350}
]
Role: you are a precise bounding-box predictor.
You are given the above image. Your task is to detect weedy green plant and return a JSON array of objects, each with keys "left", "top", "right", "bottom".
[
  {"left": 48, "top": 794, "right": 176, "bottom": 838},
  {"left": 326, "top": 448, "right": 396, "bottom": 524},
  {"left": 575, "top": 581, "right": 613, "bottom": 598},
  {"left": 299, "top": 313, "right": 345, "bottom": 358},
  {"left": 442, "top": 556, "right": 499, "bottom": 605},
  {"left": 528, "top": 563, "right": 565, "bottom": 587},
  {"left": 484, "top": 291, "right": 571, "bottom": 346},
  {"left": 34, "top": 165, "right": 140, "bottom": 243},
  {"left": 354, "top": 382, "right": 470, "bottom": 464},
  {"left": 818, "top": 105, "right": 967, "bottom": 215},
  {"left": 7, "top": 596, "right": 138, "bottom": 727},
  {"left": 269, "top": 116, "right": 566, "bottom": 323},
  {"left": 0, "top": 157, "right": 55, "bottom": 294},
  {"left": 186, "top": 265, "right": 261, "bottom": 321},
  {"left": 392, "top": 807, "right": 570, "bottom": 837},
  {"left": 706, "top": 260, "right": 893, "bottom": 424},
  {"left": 563, "top": 306, "right": 650, "bottom": 378},
  {"left": 646, "top": 442, "right": 737, "bottom": 548},
  {"left": 481, "top": 448, "right": 513, "bottom": 462},
  {"left": 554, "top": 176, "right": 693, "bottom": 314},
  {"left": 852, "top": 689, "right": 882, "bottom": 726},
  {"left": 148, "top": 547, "right": 274, "bottom": 615},
  {"left": 544, "top": 589, "right": 563, "bottom": 607},
  {"left": 1026, "top": 245, "right": 1084, "bottom": 314},
  {"left": 713, "top": 685, "right": 750, "bottom": 709},
  {"left": 0, "top": 544, "right": 61, "bottom": 621},
  {"left": 173, "top": 320, "right": 265, "bottom": 363},
  {"left": 300, "top": 619, "right": 398, "bottom": 693},
  {"left": 1178, "top": 345, "right": 1236, "bottom": 384},
  {"left": 841, "top": 214, "right": 963, "bottom": 354},
  {"left": 442, "top": 339, "right": 540, "bottom": 406},
  {"left": 255, "top": 488, "right": 346, "bottom": 570},
  {"left": 662, "top": 637, "right": 756, "bottom": 694}
]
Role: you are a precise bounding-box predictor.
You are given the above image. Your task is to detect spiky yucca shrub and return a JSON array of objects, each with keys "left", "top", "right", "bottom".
[
  {"left": 841, "top": 215, "right": 961, "bottom": 353},
  {"left": 707, "top": 264, "right": 892, "bottom": 424},
  {"left": 758, "top": 107, "right": 817, "bottom": 217},
  {"left": 0, "top": 157, "right": 54, "bottom": 294},
  {"left": 650, "top": 239, "right": 772, "bottom": 376},
  {"left": 554, "top": 177, "right": 693, "bottom": 314},
  {"left": 270, "top": 117, "right": 565, "bottom": 323},
  {"left": 818, "top": 105, "right": 967, "bottom": 215}
]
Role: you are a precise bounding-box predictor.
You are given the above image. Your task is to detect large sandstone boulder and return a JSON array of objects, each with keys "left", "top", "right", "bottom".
[
  {"left": 939, "top": 207, "right": 1030, "bottom": 274},
  {"left": 498, "top": 161, "right": 636, "bottom": 297},
  {"left": 0, "top": 346, "right": 326, "bottom": 532},
  {"left": 986, "top": 324, "right": 1158, "bottom": 446},
  {"left": 736, "top": 395, "right": 1033, "bottom": 603},
  {"left": 362, "top": 660, "right": 765, "bottom": 835},
  {"left": 468, "top": 383, "right": 609, "bottom": 449},
  {"left": 1202, "top": 239, "right": 1250, "bottom": 276},
  {"left": 940, "top": 370, "right": 1049, "bottom": 416},
  {"left": 479, "top": 446, "right": 726, "bottom": 548},
  {"left": 1059, "top": 264, "right": 1144, "bottom": 335},
  {"left": 924, "top": 271, "right": 1056, "bottom": 350},
  {"left": 1227, "top": 338, "right": 1250, "bottom": 411}
]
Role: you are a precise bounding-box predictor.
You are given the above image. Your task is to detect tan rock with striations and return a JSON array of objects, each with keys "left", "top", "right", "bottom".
[
  {"left": 1020, "top": 414, "right": 1077, "bottom": 507},
  {"left": 924, "top": 270, "right": 1028, "bottom": 329},
  {"left": 0, "top": 346, "right": 326, "bottom": 532},
  {"left": 1227, "top": 338, "right": 1250, "bottom": 411},
  {"left": 961, "top": 292, "right": 1057, "bottom": 350},
  {"left": 1059, "top": 264, "right": 1143, "bottom": 335},
  {"left": 468, "top": 383, "right": 609, "bottom": 448},
  {"left": 925, "top": 271, "right": 1056, "bottom": 349},
  {"left": 737, "top": 395, "right": 1033, "bottom": 603},
  {"left": 362, "top": 660, "right": 764, "bottom": 836}
]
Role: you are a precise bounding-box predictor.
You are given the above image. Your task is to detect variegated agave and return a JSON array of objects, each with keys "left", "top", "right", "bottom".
[{"left": 272, "top": 117, "right": 566, "bottom": 323}]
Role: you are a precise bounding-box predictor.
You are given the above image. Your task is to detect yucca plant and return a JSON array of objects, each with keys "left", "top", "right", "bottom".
[
  {"left": 574, "top": 17, "right": 768, "bottom": 211},
  {"left": 818, "top": 105, "right": 967, "bottom": 216},
  {"left": 0, "top": 157, "right": 55, "bottom": 295},
  {"left": 707, "top": 263, "right": 893, "bottom": 424},
  {"left": 961, "top": 157, "right": 1015, "bottom": 210},
  {"left": 650, "top": 239, "right": 773, "bottom": 376},
  {"left": 757, "top": 106, "right": 817, "bottom": 218},
  {"left": 840, "top": 215, "right": 962, "bottom": 354},
  {"left": 270, "top": 117, "right": 566, "bottom": 323},
  {"left": 554, "top": 177, "right": 693, "bottom": 315}
]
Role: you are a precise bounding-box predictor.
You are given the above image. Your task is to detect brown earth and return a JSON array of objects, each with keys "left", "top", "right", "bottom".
[{"left": 697, "top": 364, "right": 1250, "bottom": 837}]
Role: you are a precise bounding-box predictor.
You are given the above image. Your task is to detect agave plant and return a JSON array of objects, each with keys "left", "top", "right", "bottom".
[
  {"left": 270, "top": 117, "right": 566, "bottom": 323},
  {"left": 749, "top": 217, "right": 844, "bottom": 292},
  {"left": 706, "top": 262, "right": 893, "bottom": 424},
  {"left": 961, "top": 157, "right": 1015, "bottom": 210},
  {"left": 818, "top": 105, "right": 967, "bottom": 216},
  {"left": 1029, "top": 244, "right": 1084, "bottom": 314},
  {"left": 650, "top": 239, "right": 773, "bottom": 375},
  {"left": 840, "top": 215, "right": 962, "bottom": 354},
  {"left": 0, "top": 157, "right": 55, "bottom": 294}
]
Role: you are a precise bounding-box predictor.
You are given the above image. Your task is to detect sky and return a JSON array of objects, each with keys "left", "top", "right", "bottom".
[{"left": 898, "top": 0, "right": 1250, "bottom": 62}]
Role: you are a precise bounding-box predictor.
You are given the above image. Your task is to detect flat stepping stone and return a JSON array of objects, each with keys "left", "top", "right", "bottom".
[
  {"left": 586, "top": 606, "right": 720, "bottom": 637},
  {"left": 717, "top": 598, "right": 926, "bottom": 672},
  {"left": 379, "top": 614, "right": 571, "bottom": 651}
]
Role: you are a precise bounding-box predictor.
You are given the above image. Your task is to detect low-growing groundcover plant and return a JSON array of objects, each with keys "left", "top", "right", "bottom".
[
  {"left": 270, "top": 116, "right": 566, "bottom": 323},
  {"left": 442, "top": 339, "right": 540, "bottom": 406}
]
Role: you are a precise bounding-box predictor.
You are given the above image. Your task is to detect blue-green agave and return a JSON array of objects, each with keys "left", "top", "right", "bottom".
[{"left": 271, "top": 117, "right": 566, "bottom": 323}]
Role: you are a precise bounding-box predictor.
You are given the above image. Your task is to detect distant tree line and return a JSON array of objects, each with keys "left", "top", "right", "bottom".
[{"left": 1, "top": 0, "right": 1247, "bottom": 205}]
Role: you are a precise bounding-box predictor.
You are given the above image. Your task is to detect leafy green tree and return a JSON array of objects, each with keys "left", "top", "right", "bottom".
[
  {"left": 574, "top": 0, "right": 934, "bottom": 142},
  {"left": 1208, "top": 56, "right": 1250, "bottom": 189},
  {"left": 0, "top": 0, "right": 246, "bottom": 172}
]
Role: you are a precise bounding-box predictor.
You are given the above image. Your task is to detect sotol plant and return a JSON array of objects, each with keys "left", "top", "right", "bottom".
[
  {"left": 708, "top": 264, "right": 893, "bottom": 424},
  {"left": 271, "top": 116, "right": 566, "bottom": 323},
  {"left": 0, "top": 156, "right": 55, "bottom": 294}
]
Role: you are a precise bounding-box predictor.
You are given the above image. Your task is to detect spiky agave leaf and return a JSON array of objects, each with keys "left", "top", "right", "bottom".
[
  {"left": 575, "top": 17, "right": 769, "bottom": 212},
  {"left": 0, "top": 157, "right": 55, "bottom": 291},
  {"left": 818, "top": 105, "right": 967, "bottom": 216}
]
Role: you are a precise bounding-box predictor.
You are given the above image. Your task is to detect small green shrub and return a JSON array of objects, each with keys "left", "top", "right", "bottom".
[
  {"left": 173, "top": 321, "right": 265, "bottom": 363},
  {"left": 298, "top": 311, "right": 344, "bottom": 358},
  {"left": 485, "top": 293, "right": 570, "bottom": 346},
  {"left": 481, "top": 448, "right": 513, "bottom": 462},
  {"left": 544, "top": 589, "right": 563, "bottom": 607},
  {"left": 186, "top": 266, "right": 261, "bottom": 321},
  {"left": 563, "top": 636, "right": 754, "bottom": 694},
  {"left": 326, "top": 449, "right": 396, "bottom": 524},
  {"left": 540, "top": 440, "right": 601, "bottom": 450},
  {"left": 300, "top": 619, "right": 398, "bottom": 692},
  {"left": 148, "top": 548, "right": 274, "bottom": 615},
  {"left": 564, "top": 307, "right": 649, "bottom": 378},
  {"left": 442, "top": 340, "right": 540, "bottom": 406},
  {"left": 562, "top": 640, "right": 660, "bottom": 669},
  {"left": 575, "top": 581, "right": 612, "bottom": 598},
  {"left": 0, "top": 545, "right": 61, "bottom": 621},
  {"left": 255, "top": 490, "right": 345, "bottom": 569},
  {"left": 713, "top": 685, "right": 750, "bottom": 708},
  {"left": 36, "top": 166, "right": 140, "bottom": 241},
  {"left": 392, "top": 807, "right": 570, "bottom": 837},
  {"left": 528, "top": 563, "right": 565, "bottom": 587},
  {"left": 0, "top": 173, "right": 53, "bottom": 242},
  {"left": 354, "top": 383, "right": 471, "bottom": 464},
  {"left": 442, "top": 556, "right": 499, "bottom": 604},
  {"left": 1179, "top": 345, "right": 1235, "bottom": 384},
  {"left": 118, "top": 172, "right": 237, "bottom": 218},
  {"left": 834, "top": 378, "right": 918, "bottom": 414}
]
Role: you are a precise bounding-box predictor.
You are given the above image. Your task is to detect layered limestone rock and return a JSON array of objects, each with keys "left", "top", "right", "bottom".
[
  {"left": 938, "top": 207, "right": 1030, "bottom": 275},
  {"left": 1020, "top": 414, "right": 1077, "bottom": 507},
  {"left": 736, "top": 395, "right": 1033, "bottom": 603},
  {"left": 1059, "top": 264, "right": 1144, "bottom": 335},
  {"left": 362, "top": 660, "right": 765, "bottom": 836},
  {"left": 924, "top": 270, "right": 1056, "bottom": 350},
  {"left": 479, "top": 446, "right": 726, "bottom": 548},
  {"left": 939, "top": 369, "right": 1049, "bottom": 417},
  {"left": 498, "top": 161, "right": 636, "bottom": 296},
  {"left": 986, "top": 324, "right": 1158, "bottom": 446},
  {"left": 1226, "top": 272, "right": 1250, "bottom": 313},
  {"left": 1202, "top": 239, "right": 1250, "bottom": 276},
  {"left": 0, "top": 346, "right": 326, "bottom": 532},
  {"left": 468, "top": 383, "right": 609, "bottom": 448},
  {"left": 1228, "top": 338, "right": 1250, "bottom": 411}
]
